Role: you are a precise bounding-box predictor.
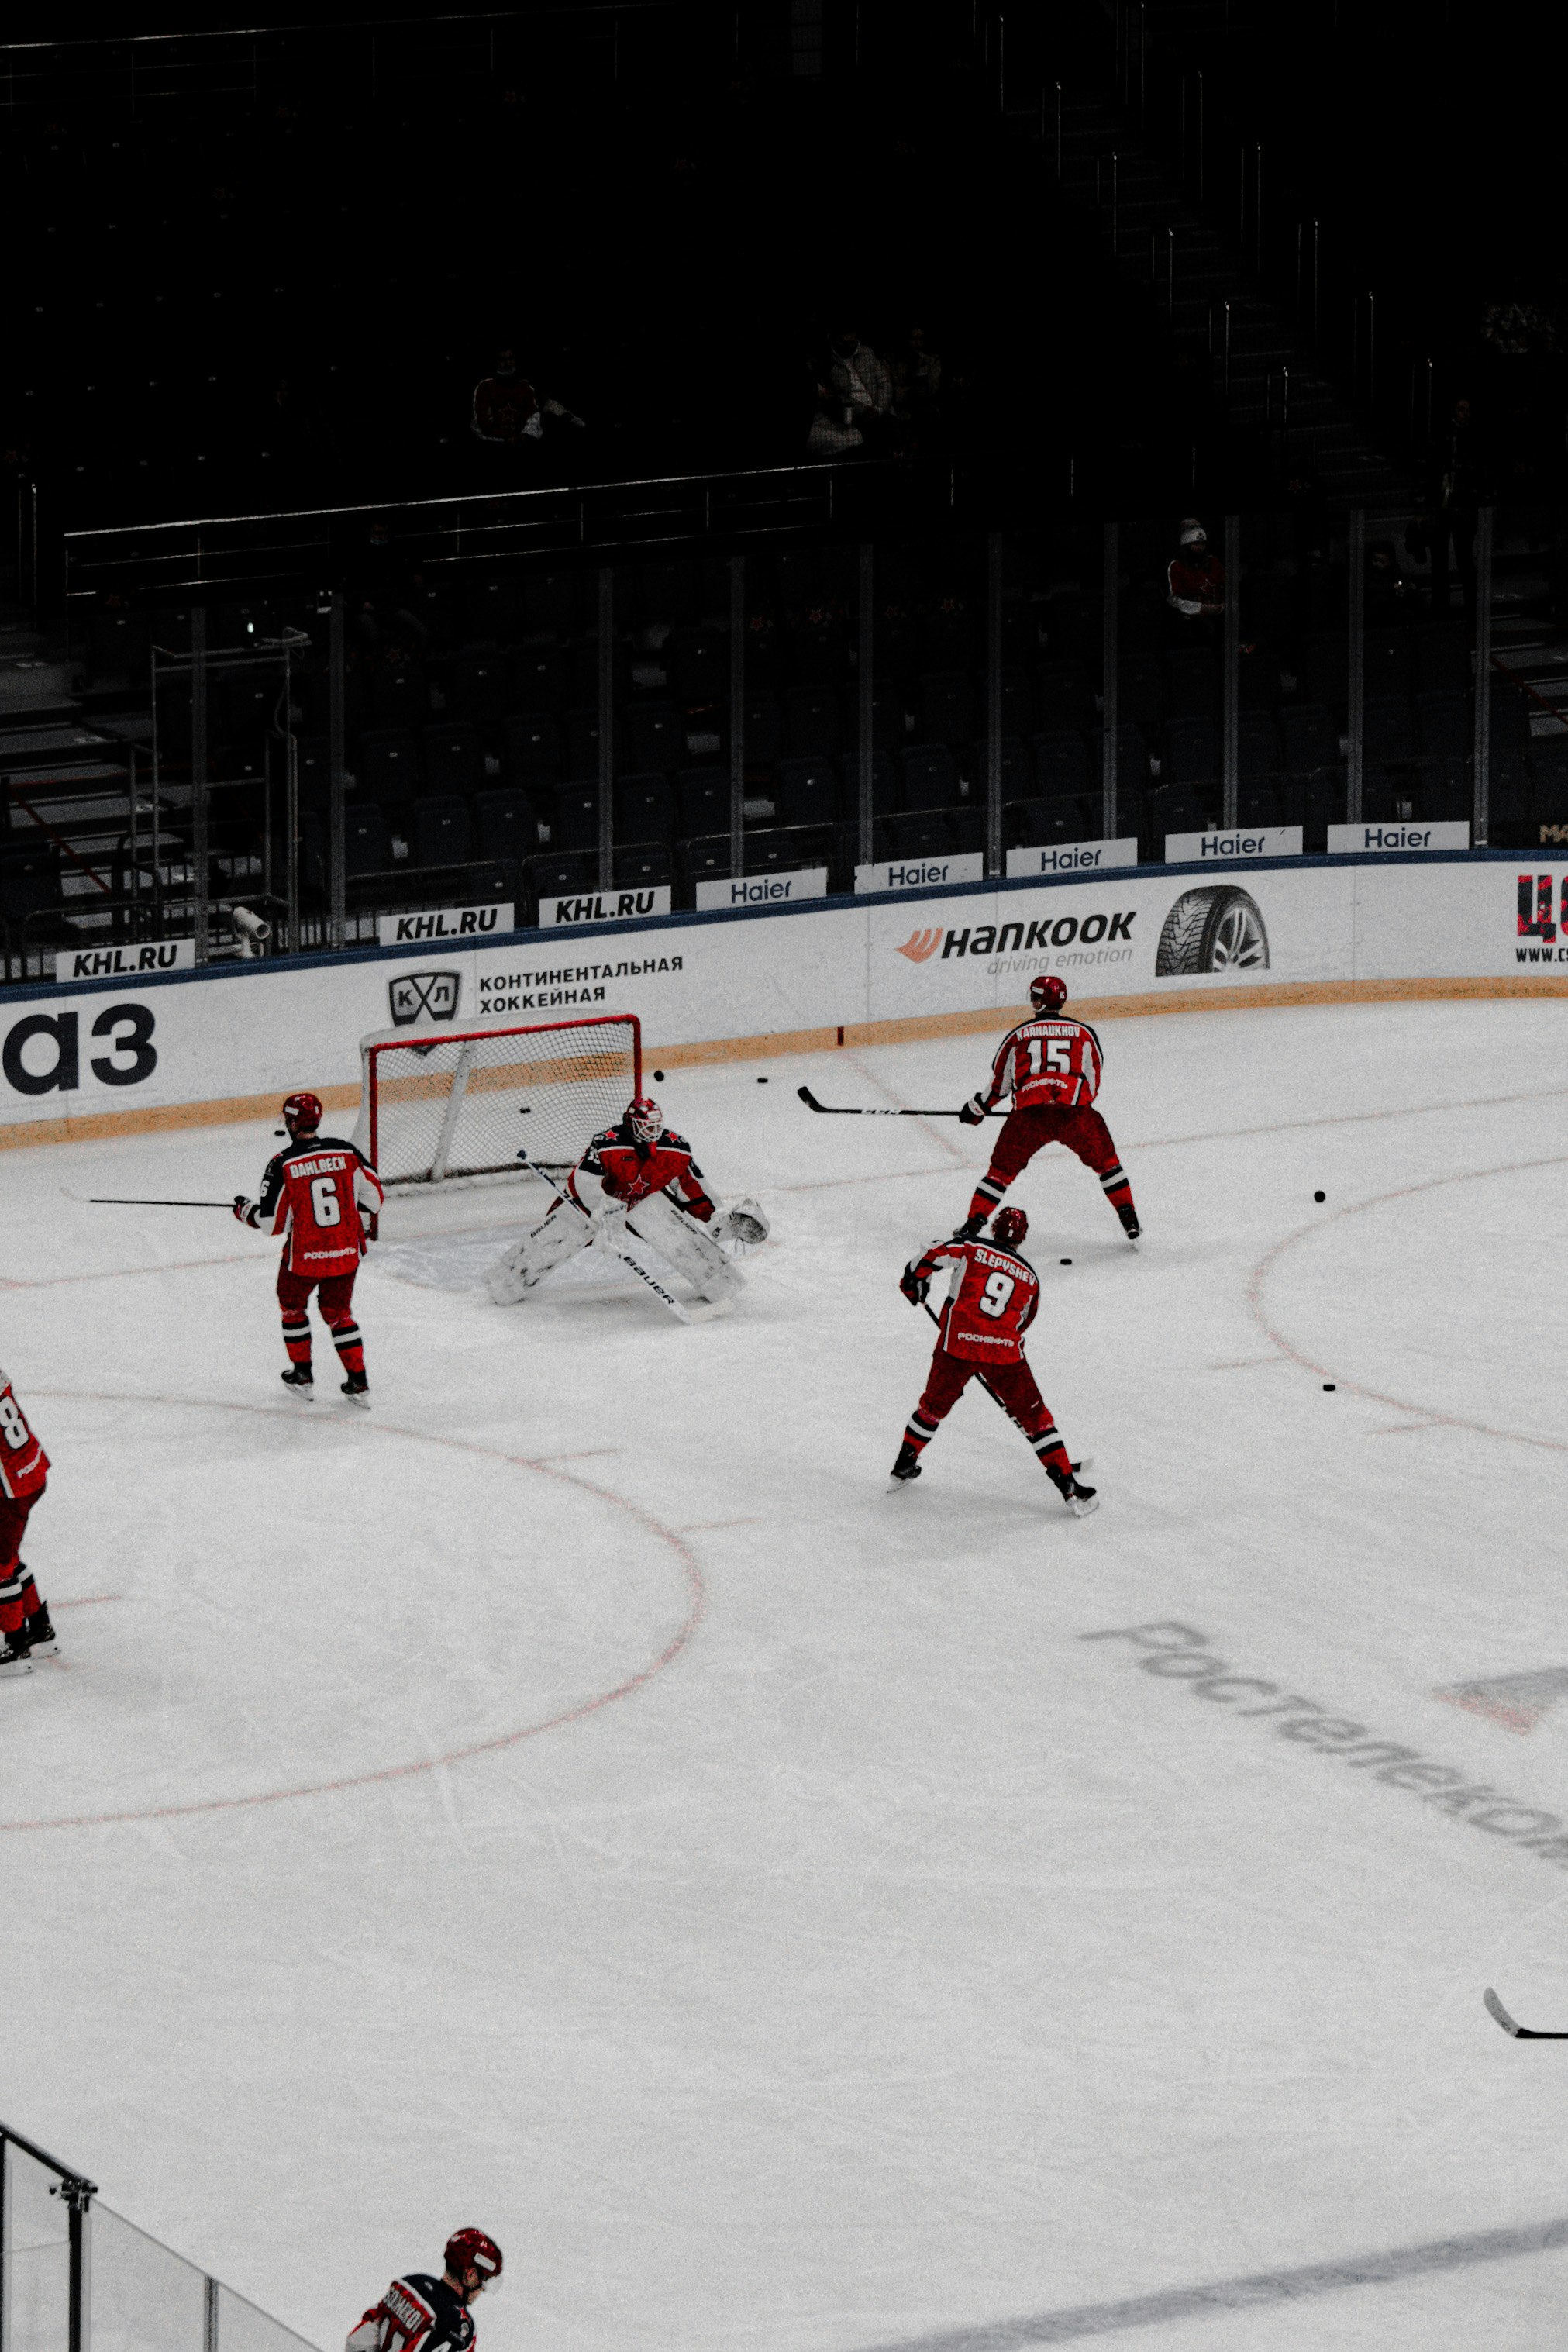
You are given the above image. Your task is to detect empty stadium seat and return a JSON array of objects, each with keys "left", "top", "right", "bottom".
[
  {"left": 475, "top": 786, "right": 539, "bottom": 863},
  {"left": 511, "top": 643, "right": 565, "bottom": 709},
  {"left": 615, "top": 774, "right": 675, "bottom": 845},
  {"left": 677, "top": 770, "right": 729, "bottom": 837},
  {"left": 1010, "top": 795, "right": 1092, "bottom": 850},
  {"left": 1164, "top": 718, "right": 1219, "bottom": 786},
  {"left": 344, "top": 807, "right": 392, "bottom": 877},
  {"left": 505, "top": 713, "right": 560, "bottom": 781},
  {"left": 784, "top": 684, "right": 840, "bottom": 757},
  {"left": 355, "top": 729, "right": 420, "bottom": 803},
  {"left": 614, "top": 843, "right": 674, "bottom": 888},
  {"left": 621, "top": 700, "right": 683, "bottom": 773},
  {"left": 447, "top": 647, "right": 509, "bottom": 725},
  {"left": 900, "top": 746, "right": 962, "bottom": 811},
  {"left": 422, "top": 723, "right": 486, "bottom": 796},
  {"left": 1362, "top": 695, "right": 1418, "bottom": 763},
  {"left": 917, "top": 672, "right": 976, "bottom": 745},
  {"left": 550, "top": 782, "right": 601, "bottom": 853},
  {"left": 412, "top": 796, "right": 474, "bottom": 867},
  {"left": 1032, "top": 729, "right": 1091, "bottom": 796},
  {"left": 1280, "top": 703, "right": 1339, "bottom": 771},
  {"left": 775, "top": 757, "right": 839, "bottom": 829},
  {"left": 1238, "top": 712, "right": 1281, "bottom": 780}
]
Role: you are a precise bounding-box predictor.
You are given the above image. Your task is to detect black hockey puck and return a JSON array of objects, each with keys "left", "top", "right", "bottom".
[
  {"left": 1322, "top": 1382, "right": 1335, "bottom": 1392},
  {"left": 756, "top": 1075, "right": 768, "bottom": 1083},
  {"left": 653, "top": 1069, "right": 666, "bottom": 1082},
  {"left": 1060, "top": 1257, "right": 1072, "bottom": 1264},
  {"left": 1313, "top": 1189, "right": 1326, "bottom": 1202}
]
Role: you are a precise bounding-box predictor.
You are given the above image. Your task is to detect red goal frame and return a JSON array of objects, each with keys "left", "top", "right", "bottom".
[{"left": 362, "top": 1013, "right": 643, "bottom": 1181}]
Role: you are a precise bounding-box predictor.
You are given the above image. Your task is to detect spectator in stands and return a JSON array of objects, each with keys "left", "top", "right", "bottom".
[
  {"left": 826, "top": 327, "right": 893, "bottom": 445},
  {"left": 1423, "top": 395, "right": 1484, "bottom": 621},
  {"left": 1165, "top": 519, "right": 1226, "bottom": 621},
  {"left": 471, "top": 350, "right": 586, "bottom": 446},
  {"left": 890, "top": 326, "right": 943, "bottom": 423}
]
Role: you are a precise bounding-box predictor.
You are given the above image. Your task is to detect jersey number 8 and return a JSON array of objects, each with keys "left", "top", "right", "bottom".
[
  {"left": 310, "top": 1175, "right": 343, "bottom": 1227},
  {"left": 0, "top": 1395, "right": 31, "bottom": 1450},
  {"left": 979, "top": 1271, "right": 1016, "bottom": 1318}
]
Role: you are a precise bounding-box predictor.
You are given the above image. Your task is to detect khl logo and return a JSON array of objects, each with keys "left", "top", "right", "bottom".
[{"left": 389, "top": 971, "right": 461, "bottom": 1025}]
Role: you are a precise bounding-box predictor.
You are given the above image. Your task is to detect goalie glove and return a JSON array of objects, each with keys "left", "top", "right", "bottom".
[
  {"left": 718, "top": 1197, "right": 770, "bottom": 1254},
  {"left": 232, "top": 1195, "right": 261, "bottom": 1227},
  {"left": 956, "top": 1093, "right": 990, "bottom": 1126}
]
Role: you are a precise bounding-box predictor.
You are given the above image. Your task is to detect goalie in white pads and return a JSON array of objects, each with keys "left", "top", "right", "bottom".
[{"left": 487, "top": 1095, "right": 768, "bottom": 1308}]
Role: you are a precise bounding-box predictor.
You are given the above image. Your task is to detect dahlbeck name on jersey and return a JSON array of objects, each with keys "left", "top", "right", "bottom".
[{"left": 3, "top": 858, "right": 1562, "bottom": 1139}]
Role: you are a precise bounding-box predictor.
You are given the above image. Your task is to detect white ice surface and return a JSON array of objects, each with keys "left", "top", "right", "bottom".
[{"left": 4, "top": 998, "right": 1568, "bottom": 2352}]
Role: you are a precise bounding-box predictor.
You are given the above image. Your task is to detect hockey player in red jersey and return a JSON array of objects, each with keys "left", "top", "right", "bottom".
[
  {"left": 0, "top": 1368, "right": 60, "bottom": 1677},
  {"left": 488, "top": 1094, "right": 768, "bottom": 1305},
  {"left": 956, "top": 974, "right": 1141, "bottom": 1244},
  {"left": 347, "top": 2230, "right": 501, "bottom": 2352},
  {"left": 233, "top": 1091, "right": 385, "bottom": 1402},
  {"left": 889, "top": 1207, "right": 1098, "bottom": 1515},
  {"left": 567, "top": 1095, "right": 718, "bottom": 1220}
]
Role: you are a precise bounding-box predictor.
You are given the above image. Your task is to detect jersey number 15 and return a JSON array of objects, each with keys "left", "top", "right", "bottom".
[{"left": 1025, "top": 1038, "right": 1073, "bottom": 1075}]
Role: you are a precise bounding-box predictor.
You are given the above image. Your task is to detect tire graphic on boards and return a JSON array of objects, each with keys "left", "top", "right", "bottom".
[{"left": 1155, "top": 884, "right": 1270, "bottom": 975}]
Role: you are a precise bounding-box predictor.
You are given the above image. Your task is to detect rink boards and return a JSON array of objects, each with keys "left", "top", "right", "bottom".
[{"left": 2, "top": 848, "right": 1566, "bottom": 1143}]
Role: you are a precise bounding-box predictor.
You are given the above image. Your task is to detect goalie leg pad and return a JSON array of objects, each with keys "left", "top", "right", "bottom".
[
  {"left": 627, "top": 1192, "right": 742, "bottom": 1302},
  {"left": 486, "top": 1197, "right": 591, "bottom": 1305}
]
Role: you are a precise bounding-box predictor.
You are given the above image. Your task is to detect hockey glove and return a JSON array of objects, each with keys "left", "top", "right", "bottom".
[
  {"left": 900, "top": 1268, "right": 931, "bottom": 1307},
  {"left": 720, "top": 1198, "right": 770, "bottom": 1254},
  {"left": 956, "top": 1094, "right": 989, "bottom": 1126},
  {"left": 232, "top": 1195, "right": 258, "bottom": 1226}
]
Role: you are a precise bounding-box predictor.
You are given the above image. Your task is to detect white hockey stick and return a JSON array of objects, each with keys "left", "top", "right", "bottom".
[{"left": 610, "top": 1226, "right": 732, "bottom": 1324}]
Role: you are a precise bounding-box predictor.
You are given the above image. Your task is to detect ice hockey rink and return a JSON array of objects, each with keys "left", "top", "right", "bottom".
[{"left": 4, "top": 992, "right": 1568, "bottom": 2352}]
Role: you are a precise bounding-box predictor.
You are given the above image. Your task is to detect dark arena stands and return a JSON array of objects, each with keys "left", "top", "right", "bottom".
[{"left": 3, "top": 0, "right": 1566, "bottom": 969}]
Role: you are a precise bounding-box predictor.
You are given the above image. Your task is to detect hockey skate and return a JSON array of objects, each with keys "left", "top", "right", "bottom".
[
  {"left": 21, "top": 1602, "right": 58, "bottom": 1658},
  {"left": 339, "top": 1371, "right": 370, "bottom": 1406},
  {"left": 1117, "top": 1205, "right": 1142, "bottom": 1247},
  {"left": 0, "top": 1636, "right": 32, "bottom": 1678},
  {"left": 1047, "top": 1464, "right": 1099, "bottom": 1518},
  {"left": 280, "top": 1364, "right": 315, "bottom": 1398},
  {"left": 887, "top": 1442, "right": 923, "bottom": 1492}
]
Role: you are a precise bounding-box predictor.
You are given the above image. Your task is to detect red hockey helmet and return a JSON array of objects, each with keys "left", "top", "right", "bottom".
[
  {"left": 626, "top": 1095, "right": 664, "bottom": 1144},
  {"left": 1029, "top": 975, "right": 1068, "bottom": 1015},
  {"left": 991, "top": 1205, "right": 1029, "bottom": 1249},
  {"left": 444, "top": 2231, "right": 503, "bottom": 2299},
  {"left": 281, "top": 1091, "right": 323, "bottom": 1134}
]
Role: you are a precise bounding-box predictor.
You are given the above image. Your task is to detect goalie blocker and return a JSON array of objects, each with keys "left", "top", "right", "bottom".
[{"left": 488, "top": 1096, "right": 769, "bottom": 1311}]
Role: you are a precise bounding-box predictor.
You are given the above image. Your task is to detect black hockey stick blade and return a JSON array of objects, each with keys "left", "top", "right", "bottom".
[
  {"left": 796, "top": 1085, "right": 1001, "bottom": 1119},
  {"left": 1484, "top": 1987, "right": 1568, "bottom": 2039}
]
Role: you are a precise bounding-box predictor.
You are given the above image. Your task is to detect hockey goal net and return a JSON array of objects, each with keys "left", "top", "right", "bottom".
[{"left": 354, "top": 1015, "right": 643, "bottom": 1188}]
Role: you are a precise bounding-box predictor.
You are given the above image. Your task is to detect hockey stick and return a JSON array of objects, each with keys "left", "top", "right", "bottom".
[
  {"left": 1483, "top": 1988, "right": 1568, "bottom": 2040},
  {"left": 78, "top": 1195, "right": 238, "bottom": 1209},
  {"left": 798, "top": 1085, "right": 1004, "bottom": 1119}
]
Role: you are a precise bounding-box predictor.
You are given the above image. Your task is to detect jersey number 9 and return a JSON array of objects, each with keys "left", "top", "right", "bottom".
[
  {"left": 310, "top": 1175, "right": 343, "bottom": 1227},
  {"left": 979, "top": 1271, "right": 1016, "bottom": 1318}
]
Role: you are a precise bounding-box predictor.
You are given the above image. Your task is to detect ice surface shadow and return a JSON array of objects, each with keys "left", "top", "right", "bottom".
[{"left": 858, "top": 2212, "right": 1568, "bottom": 2348}]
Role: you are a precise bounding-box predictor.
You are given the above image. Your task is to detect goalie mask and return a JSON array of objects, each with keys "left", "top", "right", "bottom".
[
  {"left": 1028, "top": 975, "right": 1067, "bottom": 1015},
  {"left": 626, "top": 1095, "right": 664, "bottom": 1146}
]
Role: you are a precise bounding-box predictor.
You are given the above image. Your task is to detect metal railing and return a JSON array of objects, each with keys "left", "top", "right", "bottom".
[{"left": 0, "top": 2119, "right": 320, "bottom": 2352}]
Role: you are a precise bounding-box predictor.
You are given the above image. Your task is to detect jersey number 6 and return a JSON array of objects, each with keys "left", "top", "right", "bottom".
[
  {"left": 310, "top": 1175, "right": 343, "bottom": 1226},
  {"left": 979, "top": 1271, "right": 1016, "bottom": 1318}
]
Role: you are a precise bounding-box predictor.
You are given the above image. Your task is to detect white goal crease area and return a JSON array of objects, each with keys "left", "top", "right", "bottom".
[{"left": 353, "top": 1015, "right": 643, "bottom": 1187}]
